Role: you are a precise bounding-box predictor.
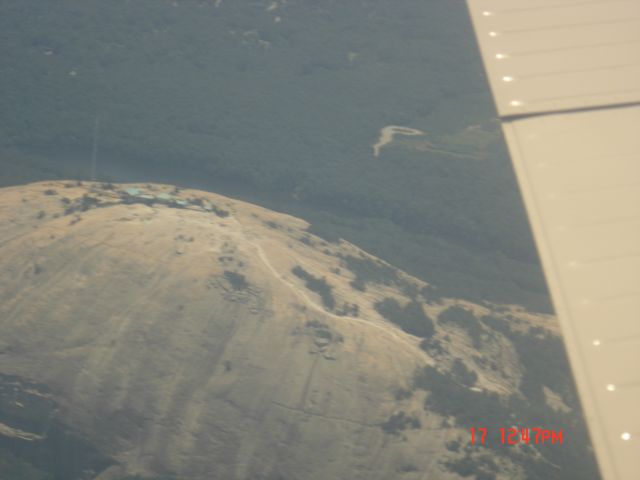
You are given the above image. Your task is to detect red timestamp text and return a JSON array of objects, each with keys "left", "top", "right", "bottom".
[{"left": 470, "top": 427, "right": 563, "bottom": 445}]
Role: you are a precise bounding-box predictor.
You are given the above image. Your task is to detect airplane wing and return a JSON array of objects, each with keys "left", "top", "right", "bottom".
[{"left": 465, "top": 1, "right": 640, "bottom": 479}]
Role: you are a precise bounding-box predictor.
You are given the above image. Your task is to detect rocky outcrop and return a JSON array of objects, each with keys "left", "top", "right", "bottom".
[{"left": 0, "top": 181, "right": 560, "bottom": 480}]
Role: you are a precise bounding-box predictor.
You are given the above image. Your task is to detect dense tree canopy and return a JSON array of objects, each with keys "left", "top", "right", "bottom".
[{"left": 0, "top": 0, "right": 550, "bottom": 312}]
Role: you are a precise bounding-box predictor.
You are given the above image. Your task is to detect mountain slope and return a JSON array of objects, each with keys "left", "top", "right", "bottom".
[{"left": 0, "top": 181, "right": 594, "bottom": 480}]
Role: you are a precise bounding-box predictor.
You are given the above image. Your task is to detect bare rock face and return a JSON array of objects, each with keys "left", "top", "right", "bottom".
[{"left": 0, "top": 181, "right": 559, "bottom": 480}]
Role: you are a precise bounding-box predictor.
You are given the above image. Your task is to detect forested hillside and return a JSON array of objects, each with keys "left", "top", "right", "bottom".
[{"left": 0, "top": 0, "right": 550, "bottom": 311}]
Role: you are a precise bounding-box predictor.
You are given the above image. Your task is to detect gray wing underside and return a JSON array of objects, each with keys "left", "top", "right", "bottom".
[{"left": 466, "top": 2, "right": 640, "bottom": 479}]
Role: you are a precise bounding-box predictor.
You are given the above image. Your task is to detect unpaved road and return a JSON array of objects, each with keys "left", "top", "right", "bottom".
[{"left": 372, "top": 125, "right": 425, "bottom": 157}]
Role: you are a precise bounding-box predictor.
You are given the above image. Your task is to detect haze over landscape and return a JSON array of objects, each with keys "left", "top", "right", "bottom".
[{"left": 0, "top": 1, "right": 600, "bottom": 479}]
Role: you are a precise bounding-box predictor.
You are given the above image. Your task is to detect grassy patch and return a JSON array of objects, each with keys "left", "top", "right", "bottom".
[
  {"left": 224, "top": 271, "right": 248, "bottom": 290},
  {"left": 374, "top": 297, "right": 434, "bottom": 339},
  {"left": 341, "top": 254, "right": 398, "bottom": 292},
  {"left": 438, "top": 306, "right": 483, "bottom": 348},
  {"left": 379, "top": 411, "right": 421, "bottom": 435},
  {"left": 291, "top": 266, "right": 335, "bottom": 310}
]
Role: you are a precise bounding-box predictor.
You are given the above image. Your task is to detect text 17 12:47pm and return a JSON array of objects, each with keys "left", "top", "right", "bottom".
[{"left": 470, "top": 427, "right": 563, "bottom": 445}]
